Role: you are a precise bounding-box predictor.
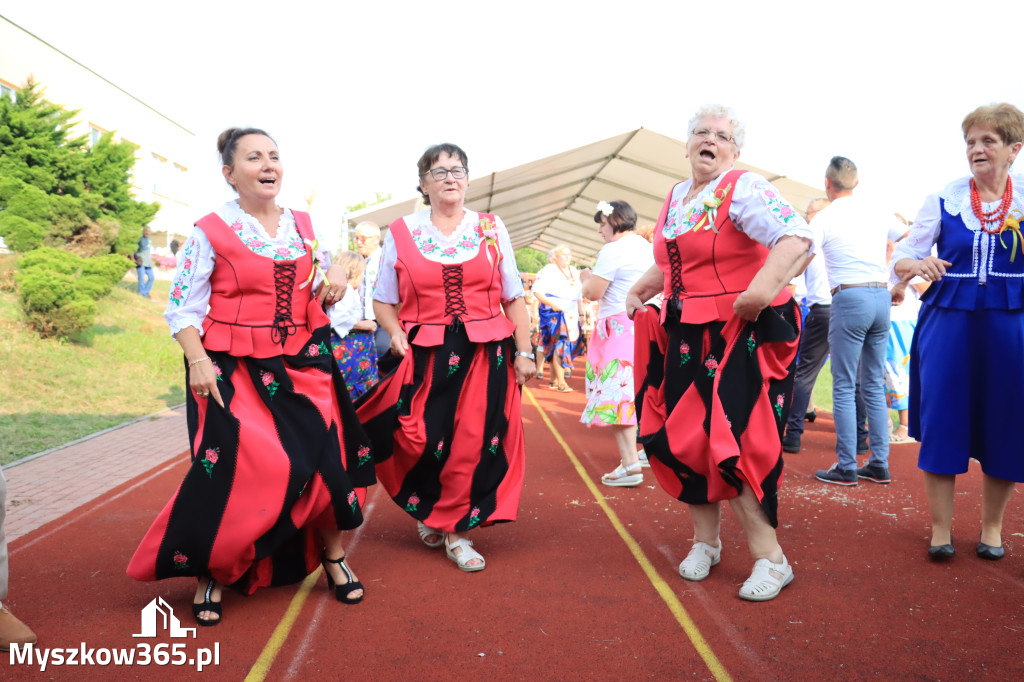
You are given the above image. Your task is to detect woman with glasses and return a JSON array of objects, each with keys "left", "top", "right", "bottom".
[
  {"left": 579, "top": 200, "right": 654, "bottom": 487},
  {"left": 356, "top": 143, "right": 533, "bottom": 572},
  {"left": 128, "top": 128, "right": 374, "bottom": 625},
  {"left": 625, "top": 104, "right": 812, "bottom": 601},
  {"left": 533, "top": 245, "right": 585, "bottom": 392},
  {"left": 891, "top": 103, "right": 1024, "bottom": 562}
]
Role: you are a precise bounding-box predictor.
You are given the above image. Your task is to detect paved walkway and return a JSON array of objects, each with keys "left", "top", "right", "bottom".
[{"left": 2, "top": 406, "right": 189, "bottom": 542}]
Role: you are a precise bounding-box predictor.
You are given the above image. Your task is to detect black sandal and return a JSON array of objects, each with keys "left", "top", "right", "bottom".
[
  {"left": 322, "top": 554, "right": 364, "bottom": 604},
  {"left": 192, "top": 578, "right": 222, "bottom": 626}
]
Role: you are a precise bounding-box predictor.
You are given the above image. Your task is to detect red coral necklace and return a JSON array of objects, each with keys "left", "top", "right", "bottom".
[{"left": 970, "top": 177, "right": 1014, "bottom": 234}]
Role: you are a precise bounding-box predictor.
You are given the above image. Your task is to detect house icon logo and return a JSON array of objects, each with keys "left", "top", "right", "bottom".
[{"left": 133, "top": 597, "right": 197, "bottom": 638}]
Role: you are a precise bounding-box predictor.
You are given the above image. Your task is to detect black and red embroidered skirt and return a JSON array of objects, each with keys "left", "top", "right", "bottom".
[
  {"left": 127, "top": 325, "right": 375, "bottom": 594},
  {"left": 638, "top": 301, "right": 800, "bottom": 527},
  {"left": 356, "top": 325, "right": 525, "bottom": 532}
]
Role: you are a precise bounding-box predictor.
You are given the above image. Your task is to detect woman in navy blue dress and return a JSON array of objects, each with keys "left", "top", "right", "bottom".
[{"left": 892, "top": 103, "right": 1024, "bottom": 562}]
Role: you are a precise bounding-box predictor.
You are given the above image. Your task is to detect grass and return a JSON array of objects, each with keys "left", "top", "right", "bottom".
[{"left": 0, "top": 259, "right": 184, "bottom": 465}]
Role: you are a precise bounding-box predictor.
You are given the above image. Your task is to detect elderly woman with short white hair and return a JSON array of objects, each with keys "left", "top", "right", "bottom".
[
  {"left": 533, "top": 244, "right": 584, "bottom": 391},
  {"left": 626, "top": 104, "right": 812, "bottom": 601}
]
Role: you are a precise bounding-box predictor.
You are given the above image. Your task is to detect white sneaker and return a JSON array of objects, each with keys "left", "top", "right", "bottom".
[
  {"left": 738, "top": 555, "right": 794, "bottom": 601},
  {"left": 601, "top": 462, "right": 643, "bottom": 487},
  {"left": 678, "top": 541, "right": 721, "bottom": 581},
  {"left": 637, "top": 449, "right": 651, "bottom": 468}
]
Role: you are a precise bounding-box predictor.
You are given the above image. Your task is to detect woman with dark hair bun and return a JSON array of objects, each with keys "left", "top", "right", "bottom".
[
  {"left": 128, "top": 127, "right": 375, "bottom": 625},
  {"left": 579, "top": 200, "right": 654, "bottom": 487},
  {"left": 356, "top": 142, "right": 533, "bottom": 573}
]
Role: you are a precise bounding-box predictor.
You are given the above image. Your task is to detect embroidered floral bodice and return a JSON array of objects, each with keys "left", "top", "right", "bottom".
[
  {"left": 164, "top": 200, "right": 332, "bottom": 337},
  {"left": 374, "top": 209, "right": 524, "bottom": 304},
  {"left": 661, "top": 171, "right": 805, "bottom": 245}
]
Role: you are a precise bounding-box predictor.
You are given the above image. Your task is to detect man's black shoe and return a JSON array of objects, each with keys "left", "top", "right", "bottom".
[{"left": 781, "top": 433, "right": 801, "bottom": 454}]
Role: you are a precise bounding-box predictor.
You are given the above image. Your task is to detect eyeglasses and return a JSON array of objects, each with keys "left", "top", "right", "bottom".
[
  {"left": 691, "top": 129, "right": 734, "bottom": 144},
  {"left": 422, "top": 166, "right": 468, "bottom": 181}
]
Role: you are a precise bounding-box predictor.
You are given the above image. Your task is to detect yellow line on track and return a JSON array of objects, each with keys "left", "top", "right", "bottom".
[
  {"left": 245, "top": 568, "right": 321, "bottom": 681},
  {"left": 523, "top": 386, "right": 732, "bottom": 682}
]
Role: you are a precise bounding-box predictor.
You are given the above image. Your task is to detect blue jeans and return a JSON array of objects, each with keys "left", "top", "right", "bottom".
[
  {"left": 137, "top": 266, "right": 154, "bottom": 297},
  {"left": 828, "top": 287, "right": 890, "bottom": 470},
  {"left": 785, "top": 304, "right": 868, "bottom": 443}
]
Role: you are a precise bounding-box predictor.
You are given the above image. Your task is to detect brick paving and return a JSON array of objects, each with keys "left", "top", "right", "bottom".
[{"left": 2, "top": 406, "right": 190, "bottom": 542}]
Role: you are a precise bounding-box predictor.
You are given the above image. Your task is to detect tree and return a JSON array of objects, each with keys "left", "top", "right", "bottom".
[
  {"left": 514, "top": 247, "right": 548, "bottom": 274},
  {"left": 346, "top": 192, "right": 392, "bottom": 213},
  {"left": 0, "top": 78, "right": 158, "bottom": 256},
  {"left": 0, "top": 78, "right": 153, "bottom": 339}
]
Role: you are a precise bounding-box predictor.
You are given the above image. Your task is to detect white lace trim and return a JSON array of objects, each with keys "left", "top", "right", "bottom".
[{"left": 938, "top": 173, "right": 1024, "bottom": 231}]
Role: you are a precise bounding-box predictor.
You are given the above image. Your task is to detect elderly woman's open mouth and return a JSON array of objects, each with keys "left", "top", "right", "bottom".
[{"left": 699, "top": 149, "right": 716, "bottom": 160}]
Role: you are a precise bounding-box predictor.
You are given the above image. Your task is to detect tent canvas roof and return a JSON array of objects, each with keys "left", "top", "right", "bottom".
[{"left": 347, "top": 128, "right": 823, "bottom": 263}]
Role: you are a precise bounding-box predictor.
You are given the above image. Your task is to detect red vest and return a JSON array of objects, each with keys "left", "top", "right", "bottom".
[
  {"left": 388, "top": 214, "right": 517, "bottom": 347},
  {"left": 197, "top": 210, "right": 329, "bottom": 358},
  {"left": 654, "top": 169, "right": 791, "bottom": 323}
]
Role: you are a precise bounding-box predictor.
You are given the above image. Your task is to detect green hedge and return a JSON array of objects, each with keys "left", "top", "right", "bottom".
[{"left": 14, "top": 247, "right": 131, "bottom": 339}]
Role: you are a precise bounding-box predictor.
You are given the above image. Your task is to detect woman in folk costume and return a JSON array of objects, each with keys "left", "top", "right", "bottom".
[
  {"left": 128, "top": 128, "right": 375, "bottom": 625},
  {"left": 625, "top": 105, "right": 812, "bottom": 601},
  {"left": 356, "top": 143, "right": 533, "bottom": 572},
  {"left": 533, "top": 245, "right": 585, "bottom": 392},
  {"left": 891, "top": 103, "right": 1024, "bottom": 562}
]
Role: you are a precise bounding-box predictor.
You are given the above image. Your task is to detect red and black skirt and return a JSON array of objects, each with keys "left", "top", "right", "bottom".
[
  {"left": 127, "top": 325, "right": 376, "bottom": 594},
  {"left": 638, "top": 300, "right": 800, "bottom": 527},
  {"left": 356, "top": 325, "right": 525, "bottom": 532}
]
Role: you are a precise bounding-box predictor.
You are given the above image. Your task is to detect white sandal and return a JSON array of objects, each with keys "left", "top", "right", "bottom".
[
  {"left": 445, "top": 535, "right": 486, "bottom": 572},
  {"left": 601, "top": 462, "right": 643, "bottom": 487},
  {"left": 738, "top": 556, "right": 793, "bottom": 601},
  {"left": 417, "top": 521, "right": 444, "bottom": 548},
  {"left": 678, "top": 540, "right": 721, "bottom": 581}
]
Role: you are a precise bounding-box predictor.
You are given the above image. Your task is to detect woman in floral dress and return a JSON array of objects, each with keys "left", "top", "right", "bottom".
[
  {"left": 579, "top": 200, "right": 654, "bottom": 488},
  {"left": 128, "top": 128, "right": 374, "bottom": 625},
  {"left": 329, "top": 250, "right": 379, "bottom": 400},
  {"left": 625, "top": 105, "right": 812, "bottom": 601},
  {"left": 355, "top": 143, "right": 534, "bottom": 572},
  {"left": 533, "top": 245, "right": 584, "bottom": 391}
]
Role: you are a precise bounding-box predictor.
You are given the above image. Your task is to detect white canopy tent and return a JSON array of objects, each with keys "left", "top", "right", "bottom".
[{"left": 346, "top": 128, "right": 823, "bottom": 263}]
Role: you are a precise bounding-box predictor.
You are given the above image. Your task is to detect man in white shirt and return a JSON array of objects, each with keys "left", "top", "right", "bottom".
[
  {"left": 784, "top": 200, "right": 870, "bottom": 456},
  {"left": 812, "top": 157, "right": 907, "bottom": 486},
  {"left": 354, "top": 221, "right": 390, "bottom": 357}
]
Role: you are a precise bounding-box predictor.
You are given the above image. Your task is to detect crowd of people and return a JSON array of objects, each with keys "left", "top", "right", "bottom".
[{"left": 8, "top": 100, "right": 1022, "bottom": 649}]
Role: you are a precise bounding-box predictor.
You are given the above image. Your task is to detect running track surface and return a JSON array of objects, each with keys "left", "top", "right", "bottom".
[{"left": 4, "top": 365, "right": 1024, "bottom": 681}]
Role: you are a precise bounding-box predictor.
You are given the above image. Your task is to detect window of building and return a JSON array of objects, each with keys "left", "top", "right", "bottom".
[
  {"left": 89, "top": 124, "right": 109, "bottom": 147},
  {"left": 151, "top": 153, "right": 169, "bottom": 196},
  {"left": 0, "top": 82, "right": 14, "bottom": 101}
]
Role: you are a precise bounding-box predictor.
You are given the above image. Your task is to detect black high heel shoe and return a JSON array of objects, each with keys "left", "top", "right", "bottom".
[
  {"left": 323, "top": 554, "right": 364, "bottom": 604},
  {"left": 192, "top": 578, "right": 222, "bottom": 626}
]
